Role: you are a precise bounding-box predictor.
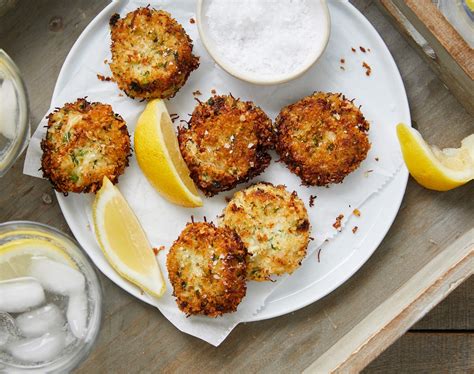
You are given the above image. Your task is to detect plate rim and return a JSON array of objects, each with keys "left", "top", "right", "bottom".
[{"left": 52, "top": 0, "right": 410, "bottom": 323}]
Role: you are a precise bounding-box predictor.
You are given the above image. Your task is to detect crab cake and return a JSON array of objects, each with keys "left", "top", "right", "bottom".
[
  {"left": 221, "top": 183, "right": 310, "bottom": 281},
  {"left": 41, "top": 98, "right": 131, "bottom": 194},
  {"left": 178, "top": 95, "right": 275, "bottom": 196},
  {"left": 109, "top": 7, "right": 199, "bottom": 100},
  {"left": 275, "top": 92, "right": 371, "bottom": 186},
  {"left": 167, "top": 222, "right": 247, "bottom": 317}
]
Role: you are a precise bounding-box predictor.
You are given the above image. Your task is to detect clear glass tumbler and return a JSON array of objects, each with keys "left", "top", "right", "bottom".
[
  {"left": 0, "top": 49, "right": 30, "bottom": 177},
  {"left": 0, "top": 221, "right": 102, "bottom": 373}
]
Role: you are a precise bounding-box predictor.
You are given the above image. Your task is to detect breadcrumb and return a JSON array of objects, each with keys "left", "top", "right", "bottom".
[
  {"left": 332, "top": 214, "right": 344, "bottom": 230},
  {"left": 362, "top": 61, "right": 372, "bottom": 76}
]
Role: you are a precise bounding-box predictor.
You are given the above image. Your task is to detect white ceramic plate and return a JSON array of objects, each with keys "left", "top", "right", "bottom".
[{"left": 53, "top": 0, "right": 409, "bottom": 322}]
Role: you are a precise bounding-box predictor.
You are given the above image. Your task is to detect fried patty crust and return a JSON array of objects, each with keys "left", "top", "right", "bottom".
[
  {"left": 221, "top": 183, "right": 310, "bottom": 281},
  {"left": 167, "top": 222, "right": 247, "bottom": 317},
  {"left": 109, "top": 7, "right": 199, "bottom": 100},
  {"left": 178, "top": 95, "right": 275, "bottom": 196},
  {"left": 275, "top": 92, "right": 370, "bottom": 186},
  {"left": 41, "top": 98, "right": 131, "bottom": 194}
]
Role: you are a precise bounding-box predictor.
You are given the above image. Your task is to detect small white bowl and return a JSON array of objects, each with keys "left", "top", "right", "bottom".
[{"left": 196, "top": 0, "right": 331, "bottom": 85}]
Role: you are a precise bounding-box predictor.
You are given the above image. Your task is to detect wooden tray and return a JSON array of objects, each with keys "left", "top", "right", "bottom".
[
  {"left": 0, "top": 0, "right": 472, "bottom": 372},
  {"left": 378, "top": 0, "right": 474, "bottom": 117}
]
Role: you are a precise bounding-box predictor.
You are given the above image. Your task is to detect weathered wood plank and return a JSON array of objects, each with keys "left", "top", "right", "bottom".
[
  {"left": 378, "top": 0, "right": 474, "bottom": 116},
  {"left": 413, "top": 275, "right": 473, "bottom": 331},
  {"left": 364, "top": 332, "right": 474, "bottom": 373},
  {"left": 401, "top": 0, "right": 473, "bottom": 78},
  {"left": 0, "top": 0, "right": 109, "bottom": 122},
  {"left": 303, "top": 230, "right": 473, "bottom": 373},
  {"left": 371, "top": 275, "right": 473, "bottom": 374}
]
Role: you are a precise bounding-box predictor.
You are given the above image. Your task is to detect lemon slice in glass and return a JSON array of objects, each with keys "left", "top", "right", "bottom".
[
  {"left": 93, "top": 177, "right": 165, "bottom": 298},
  {"left": 0, "top": 239, "right": 76, "bottom": 281},
  {"left": 134, "top": 99, "right": 202, "bottom": 207},
  {"left": 397, "top": 123, "right": 474, "bottom": 191}
]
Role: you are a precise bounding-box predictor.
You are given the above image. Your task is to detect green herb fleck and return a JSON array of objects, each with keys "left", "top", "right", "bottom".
[{"left": 63, "top": 131, "right": 71, "bottom": 143}]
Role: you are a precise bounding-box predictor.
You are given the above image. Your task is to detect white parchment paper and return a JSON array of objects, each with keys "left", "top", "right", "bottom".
[{"left": 24, "top": 0, "right": 405, "bottom": 346}]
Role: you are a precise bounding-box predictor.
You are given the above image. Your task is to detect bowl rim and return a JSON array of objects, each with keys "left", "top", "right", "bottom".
[{"left": 196, "top": 0, "right": 331, "bottom": 85}]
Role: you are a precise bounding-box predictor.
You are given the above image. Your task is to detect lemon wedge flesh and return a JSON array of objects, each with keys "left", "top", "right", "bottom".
[
  {"left": 397, "top": 123, "right": 474, "bottom": 191},
  {"left": 0, "top": 239, "right": 76, "bottom": 281},
  {"left": 134, "top": 99, "right": 202, "bottom": 207},
  {"left": 93, "top": 177, "right": 165, "bottom": 297}
]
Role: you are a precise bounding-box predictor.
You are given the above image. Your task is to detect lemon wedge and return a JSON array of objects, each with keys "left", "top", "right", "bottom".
[
  {"left": 0, "top": 239, "right": 76, "bottom": 281},
  {"left": 134, "top": 99, "right": 202, "bottom": 207},
  {"left": 93, "top": 177, "right": 165, "bottom": 297},
  {"left": 466, "top": 0, "right": 474, "bottom": 11},
  {"left": 397, "top": 123, "right": 474, "bottom": 191}
]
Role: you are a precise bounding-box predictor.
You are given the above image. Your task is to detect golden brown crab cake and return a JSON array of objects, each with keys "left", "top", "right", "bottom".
[
  {"left": 178, "top": 95, "right": 275, "bottom": 196},
  {"left": 221, "top": 183, "right": 310, "bottom": 281},
  {"left": 167, "top": 222, "right": 247, "bottom": 317},
  {"left": 41, "top": 98, "right": 131, "bottom": 194},
  {"left": 275, "top": 92, "right": 371, "bottom": 186},
  {"left": 109, "top": 7, "right": 199, "bottom": 100}
]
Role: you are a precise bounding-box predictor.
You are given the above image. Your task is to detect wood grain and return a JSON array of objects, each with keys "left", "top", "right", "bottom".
[
  {"left": 413, "top": 276, "right": 473, "bottom": 331},
  {"left": 379, "top": 0, "right": 474, "bottom": 116},
  {"left": 0, "top": 1, "right": 473, "bottom": 373},
  {"left": 403, "top": 0, "right": 473, "bottom": 78},
  {"left": 364, "top": 332, "right": 474, "bottom": 373},
  {"left": 303, "top": 230, "right": 473, "bottom": 373}
]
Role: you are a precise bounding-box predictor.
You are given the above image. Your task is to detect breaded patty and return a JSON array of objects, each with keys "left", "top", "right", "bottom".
[
  {"left": 178, "top": 95, "right": 275, "bottom": 196},
  {"left": 167, "top": 222, "right": 247, "bottom": 317},
  {"left": 41, "top": 98, "right": 131, "bottom": 194},
  {"left": 275, "top": 92, "right": 370, "bottom": 186},
  {"left": 109, "top": 7, "right": 199, "bottom": 100},
  {"left": 221, "top": 183, "right": 310, "bottom": 281}
]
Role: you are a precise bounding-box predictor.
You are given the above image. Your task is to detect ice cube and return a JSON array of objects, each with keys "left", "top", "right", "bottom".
[
  {"left": 0, "top": 329, "right": 9, "bottom": 347},
  {"left": 6, "top": 331, "right": 66, "bottom": 363},
  {"left": 67, "top": 292, "right": 88, "bottom": 339},
  {"left": 29, "top": 258, "right": 85, "bottom": 296},
  {"left": 64, "top": 330, "right": 77, "bottom": 347},
  {"left": 0, "top": 311, "right": 21, "bottom": 345},
  {"left": 15, "top": 304, "right": 65, "bottom": 338},
  {"left": 0, "top": 277, "right": 45, "bottom": 313},
  {"left": 0, "top": 78, "right": 17, "bottom": 140}
]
